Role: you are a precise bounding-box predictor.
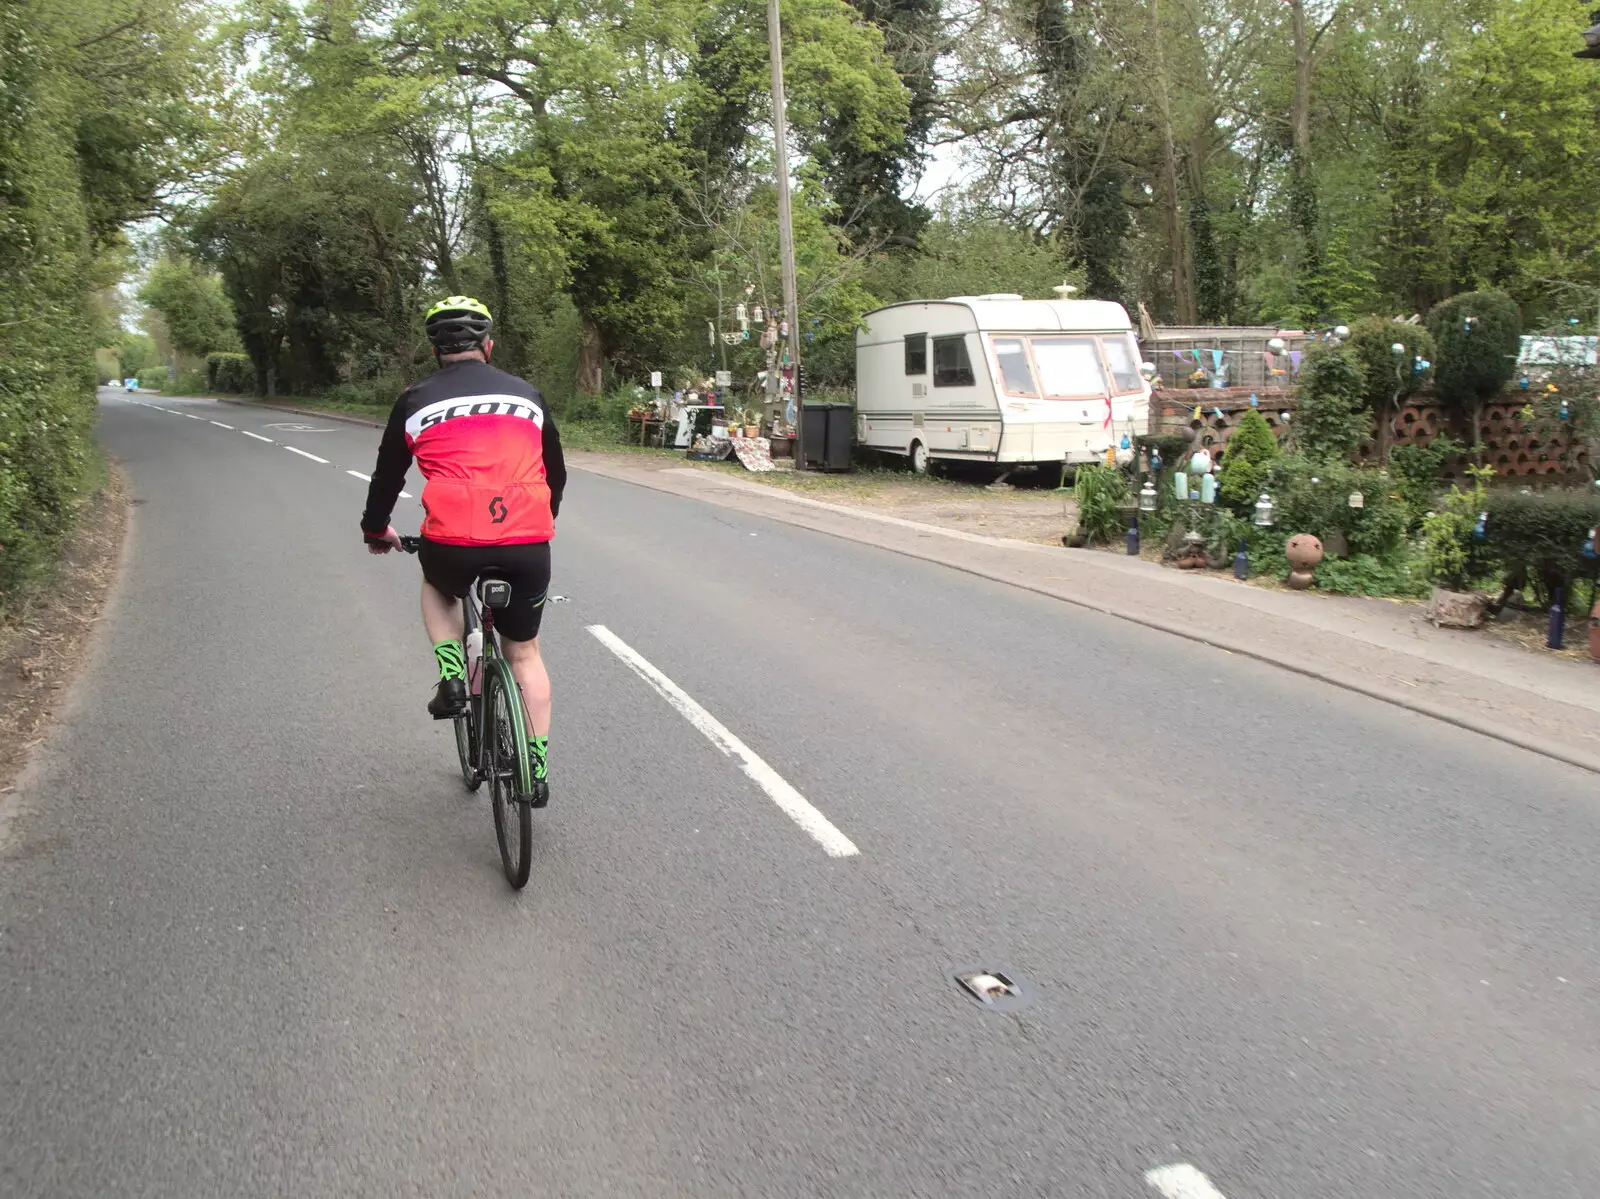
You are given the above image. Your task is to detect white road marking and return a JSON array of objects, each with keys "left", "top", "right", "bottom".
[
  {"left": 181, "top": 412, "right": 205, "bottom": 420},
  {"left": 241, "top": 431, "right": 274, "bottom": 442},
  {"left": 586, "top": 624, "right": 859, "bottom": 858},
  {"left": 209, "top": 420, "right": 234, "bottom": 429},
  {"left": 1145, "top": 1164, "right": 1229, "bottom": 1199},
  {"left": 346, "top": 470, "right": 372, "bottom": 482},
  {"left": 400, "top": 490, "right": 413, "bottom": 498},
  {"left": 284, "top": 446, "right": 329, "bottom": 464}
]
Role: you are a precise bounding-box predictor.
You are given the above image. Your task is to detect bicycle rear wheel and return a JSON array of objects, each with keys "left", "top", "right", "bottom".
[
  {"left": 453, "top": 700, "right": 481, "bottom": 792},
  {"left": 484, "top": 662, "right": 532, "bottom": 889}
]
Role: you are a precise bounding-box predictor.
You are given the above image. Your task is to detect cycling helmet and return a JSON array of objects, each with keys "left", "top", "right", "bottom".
[{"left": 424, "top": 295, "right": 494, "bottom": 354}]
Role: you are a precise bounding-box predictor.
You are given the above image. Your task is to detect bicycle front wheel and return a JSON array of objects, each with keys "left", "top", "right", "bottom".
[{"left": 484, "top": 662, "right": 532, "bottom": 889}]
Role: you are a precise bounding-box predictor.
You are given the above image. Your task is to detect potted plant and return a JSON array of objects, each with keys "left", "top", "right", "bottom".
[{"left": 1422, "top": 465, "right": 1492, "bottom": 627}]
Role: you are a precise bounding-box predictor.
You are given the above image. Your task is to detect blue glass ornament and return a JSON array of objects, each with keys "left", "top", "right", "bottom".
[
  {"left": 1519, "top": 376, "right": 1530, "bottom": 389},
  {"left": 1249, "top": 393, "right": 1259, "bottom": 407},
  {"left": 1150, "top": 450, "right": 1163, "bottom": 471},
  {"left": 1120, "top": 434, "right": 1131, "bottom": 450},
  {"left": 1472, "top": 512, "right": 1488, "bottom": 542}
]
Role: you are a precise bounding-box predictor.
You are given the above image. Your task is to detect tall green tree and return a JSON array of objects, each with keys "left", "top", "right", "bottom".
[{"left": 139, "top": 257, "right": 242, "bottom": 359}]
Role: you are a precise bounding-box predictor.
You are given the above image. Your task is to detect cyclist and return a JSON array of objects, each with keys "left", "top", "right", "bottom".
[{"left": 360, "top": 296, "right": 566, "bottom": 802}]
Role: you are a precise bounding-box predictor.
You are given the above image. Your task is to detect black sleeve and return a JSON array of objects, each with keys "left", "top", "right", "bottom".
[
  {"left": 543, "top": 408, "right": 567, "bottom": 519},
  {"left": 361, "top": 394, "right": 412, "bottom": 537}
]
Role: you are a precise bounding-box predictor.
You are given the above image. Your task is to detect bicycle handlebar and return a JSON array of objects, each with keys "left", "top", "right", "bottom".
[{"left": 396, "top": 535, "right": 423, "bottom": 554}]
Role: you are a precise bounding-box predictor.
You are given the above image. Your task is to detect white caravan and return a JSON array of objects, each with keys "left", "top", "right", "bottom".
[{"left": 855, "top": 296, "right": 1152, "bottom": 473}]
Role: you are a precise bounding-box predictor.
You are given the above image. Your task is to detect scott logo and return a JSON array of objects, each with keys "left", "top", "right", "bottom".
[{"left": 488, "top": 496, "right": 508, "bottom": 524}]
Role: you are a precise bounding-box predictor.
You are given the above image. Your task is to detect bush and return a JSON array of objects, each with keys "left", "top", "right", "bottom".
[
  {"left": 205, "top": 352, "right": 256, "bottom": 394},
  {"left": 1218, "top": 409, "right": 1279, "bottom": 514},
  {"left": 1295, "top": 345, "right": 1369, "bottom": 463},
  {"left": 1482, "top": 490, "right": 1600, "bottom": 596},
  {"left": 1388, "top": 436, "right": 1463, "bottom": 528},
  {"left": 137, "top": 364, "right": 169, "bottom": 389},
  {"left": 1422, "top": 467, "right": 1490, "bottom": 591},
  {"left": 322, "top": 378, "right": 402, "bottom": 410},
  {"left": 1348, "top": 316, "right": 1436, "bottom": 411},
  {"left": 1426, "top": 290, "right": 1521, "bottom": 448},
  {"left": 164, "top": 368, "right": 211, "bottom": 396},
  {"left": 1313, "top": 553, "right": 1428, "bottom": 598},
  {"left": 1264, "top": 455, "right": 1409, "bottom": 560},
  {"left": 1073, "top": 464, "right": 1129, "bottom": 545}
]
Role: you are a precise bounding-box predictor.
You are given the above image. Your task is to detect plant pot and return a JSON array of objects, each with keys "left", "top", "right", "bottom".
[
  {"left": 1427, "top": 586, "right": 1488, "bottom": 629},
  {"left": 745, "top": 425, "right": 759, "bottom": 438}
]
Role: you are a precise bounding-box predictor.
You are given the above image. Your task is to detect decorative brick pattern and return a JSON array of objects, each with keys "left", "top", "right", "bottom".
[{"left": 1150, "top": 388, "right": 1591, "bottom": 483}]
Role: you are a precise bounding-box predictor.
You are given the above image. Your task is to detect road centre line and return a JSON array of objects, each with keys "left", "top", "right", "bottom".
[
  {"left": 241, "top": 431, "right": 273, "bottom": 442},
  {"left": 1145, "top": 1164, "right": 1230, "bottom": 1199},
  {"left": 209, "top": 420, "right": 234, "bottom": 429},
  {"left": 346, "top": 470, "right": 372, "bottom": 481},
  {"left": 284, "top": 446, "right": 329, "bottom": 464},
  {"left": 586, "top": 624, "right": 859, "bottom": 859},
  {"left": 181, "top": 412, "right": 205, "bottom": 420}
]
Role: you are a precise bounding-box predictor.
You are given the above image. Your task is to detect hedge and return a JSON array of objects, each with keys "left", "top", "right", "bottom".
[
  {"left": 1483, "top": 491, "right": 1600, "bottom": 589},
  {"left": 205, "top": 352, "right": 256, "bottom": 394}
]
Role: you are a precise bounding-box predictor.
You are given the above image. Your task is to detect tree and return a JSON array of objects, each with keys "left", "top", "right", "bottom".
[
  {"left": 138, "top": 258, "right": 242, "bottom": 359},
  {"left": 1347, "top": 316, "right": 1435, "bottom": 462},
  {"left": 1218, "top": 408, "right": 1280, "bottom": 513},
  {"left": 1426, "top": 290, "right": 1521, "bottom": 450},
  {"left": 1295, "top": 344, "right": 1370, "bottom": 462},
  {"left": 0, "top": 0, "right": 209, "bottom": 602}
]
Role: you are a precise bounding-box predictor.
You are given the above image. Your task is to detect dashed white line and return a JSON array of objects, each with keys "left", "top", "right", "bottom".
[
  {"left": 1145, "top": 1164, "right": 1229, "bottom": 1199},
  {"left": 209, "top": 420, "right": 234, "bottom": 429},
  {"left": 284, "top": 446, "right": 329, "bottom": 464},
  {"left": 241, "top": 431, "right": 273, "bottom": 442},
  {"left": 400, "top": 490, "right": 412, "bottom": 498},
  {"left": 181, "top": 412, "right": 205, "bottom": 420},
  {"left": 586, "top": 624, "right": 859, "bottom": 858},
  {"left": 346, "top": 470, "right": 372, "bottom": 482}
]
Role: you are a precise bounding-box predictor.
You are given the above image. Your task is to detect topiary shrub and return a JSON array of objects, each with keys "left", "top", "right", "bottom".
[
  {"left": 1347, "top": 316, "right": 1437, "bottom": 462},
  {"left": 1426, "top": 290, "right": 1521, "bottom": 451},
  {"left": 1218, "top": 409, "right": 1279, "bottom": 514},
  {"left": 1295, "top": 344, "right": 1369, "bottom": 463}
]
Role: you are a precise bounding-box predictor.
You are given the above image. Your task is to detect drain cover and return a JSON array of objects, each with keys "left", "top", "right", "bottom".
[{"left": 950, "top": 966, "right": 1035, "bottom": 1012}]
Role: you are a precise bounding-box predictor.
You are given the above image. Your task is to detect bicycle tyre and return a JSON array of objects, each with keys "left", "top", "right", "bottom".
[
  {"left": 484, "top": 661, "right": 533, "bottom": 889},
  {"left": 453, "top": 702, "right": 481, "bottom": 792}
]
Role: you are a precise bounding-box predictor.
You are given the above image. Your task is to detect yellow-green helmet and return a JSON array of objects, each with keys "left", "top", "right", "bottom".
[{"left": 424, "top": 295, "right": 494, "bottom": 352}]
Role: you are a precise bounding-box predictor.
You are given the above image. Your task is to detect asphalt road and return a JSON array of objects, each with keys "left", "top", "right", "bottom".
[{"left": 1, "top": 391, "right": 1597, "bottom": 1198}]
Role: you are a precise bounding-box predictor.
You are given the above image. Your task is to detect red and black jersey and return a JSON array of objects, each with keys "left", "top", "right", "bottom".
[{"left": 360, "top": 360, "right": 567, "bottom": 545}]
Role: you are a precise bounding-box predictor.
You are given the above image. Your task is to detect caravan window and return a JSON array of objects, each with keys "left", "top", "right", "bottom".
[
  {"left": 904, "top": 334, "right": 927, "bottom": 375},
  {"left": 990, "top": 337, "right": 1038, "bottom": 397},
  {"left": 1030, "top": 336, "right": 1110, "bottom": 399},
  {"left": 932, "top": 335, "right": 976, "bottom": 387},
  {"left": 1101, "top": 334, "right": 1144, "bottom": 394}
]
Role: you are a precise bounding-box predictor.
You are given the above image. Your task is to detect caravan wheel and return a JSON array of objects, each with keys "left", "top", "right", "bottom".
[{"left": 909, "top": 439, "right": 930, "bottom": 475}]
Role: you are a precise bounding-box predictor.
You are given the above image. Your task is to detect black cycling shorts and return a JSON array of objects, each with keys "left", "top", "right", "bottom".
[{"left": 417, "top": 538, "right": 551, "bottom": 643}]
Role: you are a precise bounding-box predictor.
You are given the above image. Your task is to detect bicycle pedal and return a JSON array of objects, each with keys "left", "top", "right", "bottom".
[{"left": 430, "top": 706, "right": 468, "bottom": 721}]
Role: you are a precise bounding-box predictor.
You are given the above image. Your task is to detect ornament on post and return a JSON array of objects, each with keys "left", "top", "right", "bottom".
[
  {"left": 752, "top": 305, "right": 763, "bottom": 324},
  {"left": 1253, "top": 493, "right": 1275, "bottom": 526},
  {"left": 1139, "top": 481, "right": 1158, "bottom": 511}
]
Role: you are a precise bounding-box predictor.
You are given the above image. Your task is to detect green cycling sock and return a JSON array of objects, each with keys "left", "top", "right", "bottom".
[
  {"left": 528, "top": 734, "right": 549, "bottom": 781},
  {"left": 433, "top": 639, "right": 466, "bottom": 682}
]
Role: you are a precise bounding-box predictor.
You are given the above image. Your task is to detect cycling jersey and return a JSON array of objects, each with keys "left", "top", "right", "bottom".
[{"left": 360, "top": 360, "right": 567, "bottom": 546}]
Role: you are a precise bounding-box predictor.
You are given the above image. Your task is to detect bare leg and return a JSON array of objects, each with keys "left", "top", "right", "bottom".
[
  {"left": 499, "top": 635, "right": 551, "bottom": 738},
  {"left": 421, "top": 579, "right": 463, "bottom": 645}
]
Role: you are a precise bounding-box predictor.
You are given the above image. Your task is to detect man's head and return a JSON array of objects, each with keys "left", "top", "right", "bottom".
[{"left": 425, "top": 295, "right": 494, "bottom": 363}]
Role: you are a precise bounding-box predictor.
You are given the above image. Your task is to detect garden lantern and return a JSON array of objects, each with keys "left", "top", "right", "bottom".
[
  {"left": 1253, "top": 493, "right": 1276, "bottom": 527},
  {"left": 1267, "top": 337, "right": 1286, "bottom": 354},
  {"left": 1140, "top": 361, "right": 1157, "bottom": 380},
  {"left": 1139, "top": 481, "right": 1158, "bottom": 511},
  {"left": 1332, "top": 324, "right": 1350, "bottom": 342}
]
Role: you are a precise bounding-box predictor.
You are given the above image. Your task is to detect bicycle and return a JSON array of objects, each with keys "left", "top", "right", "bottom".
[{"left": 398, "top": 535, "right": 537, "bottom": 889}]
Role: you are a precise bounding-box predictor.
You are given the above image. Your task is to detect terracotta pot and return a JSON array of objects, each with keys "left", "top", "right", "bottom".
[{"left": 1284, "top": 534, "right": 1323, "bottom": 591}]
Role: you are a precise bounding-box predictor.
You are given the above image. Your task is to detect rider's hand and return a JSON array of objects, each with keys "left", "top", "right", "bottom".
[{"left": 366, "top": 526, "right": 401, "bottom": 555}]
